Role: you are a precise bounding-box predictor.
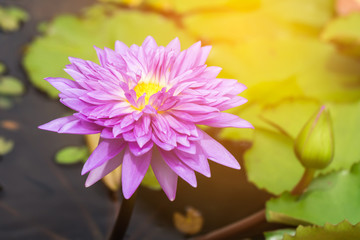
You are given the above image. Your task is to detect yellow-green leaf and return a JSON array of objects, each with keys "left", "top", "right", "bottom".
[
  {"left": 0, "top": 137, "right": 14, "bottom": 156},
  {"left": 322, "top": 13, "right": 360, "bottom": 58},
  {"left": 0, "top": 6, "right": 28, "bottom": 32},
  {"left": 283, "top": 221, "right": 360, "bottom": 240},
  {"left": 267, "top": 162, "right": 360, "bottom": 226},
  {"left": 55, "top": 146, "right": 89, "bottom": 164}
]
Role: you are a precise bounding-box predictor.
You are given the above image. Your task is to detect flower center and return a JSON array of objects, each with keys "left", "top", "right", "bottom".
[{"left": 134, "top": 82, "right": 163, "bottom": 105}]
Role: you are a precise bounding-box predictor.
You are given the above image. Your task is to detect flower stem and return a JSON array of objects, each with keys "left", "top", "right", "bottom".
[
  {"left": 108, "top": 191, "right": 137, "bottom": 240},
  {"left": 192, "top": 209, "right": 266, "bottom": 240},
  {"left": 291, "top": 168, "right": 316, "bottom": 195}
]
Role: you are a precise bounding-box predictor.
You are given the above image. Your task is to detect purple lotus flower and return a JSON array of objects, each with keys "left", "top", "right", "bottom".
[{"left": 39, "top": 36, "right": 253, "bottom": 201}]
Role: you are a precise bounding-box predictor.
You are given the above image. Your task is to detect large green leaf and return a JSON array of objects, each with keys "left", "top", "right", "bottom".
[
  {"left": 322, "top": 13, "right": 360, "bottom": 58},
  {"left": 260, "top": 99, "right": 320, "bottom": 139},
  {"left": 244, "top": 129, "right": 304, "bottom": 195},
  {"left": 23, "top": 4, "right": 194, "bottom": 98},
  {"left": 267, "top": 162, "right": 360, "bottom": 226},
  {"left": 144, "top": 0, "right": 261, "bottom": 13},
  {"left": 324, "top": 101, "right": 360, "bottom": 173},
  {"left": 261, "top": 0, "right": 334, "bottom": 29},
  {"left": 283, "top": 221, "right": 360, "bottom": 240},
  {"left": 209, "top": 38, "right": 360, "bottom": 105}
]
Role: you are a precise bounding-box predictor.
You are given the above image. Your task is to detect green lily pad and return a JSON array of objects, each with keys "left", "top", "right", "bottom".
[
  {"left": 323, "top": 101, "right": 360, "bottom": 174},
  {"left": 284, "top": 221, "right": 360, "bottom": 240},
  {"left": 322, "top": 13, "right": 360, "bottom": 58},
  {"left": 261, "top": 0, "right": 334, "bottom": 29},
  {"left": 0, "top": 137, "right": 14, "bottom": 156},
  {"left": 0, "top": 97, "right": 13, "bottom": 110},
  {"left": 0, "top": 62, "right": 6, "bottom": 74},
  {"left": 144, "top": 0, "right": 261, "bottom": 13},
  {"left": 260, "top": 99, "right": 320, "bottom": 139},
  {"left": 267, "top": 162, "right": 360, "bottom": 226},
  {"left": 55, "top": 146, "right": 89, "bottom": 165},
  {"left": 0, "top": 76, "right": 25, "bottom": 96},
  {"left": 23, "top": 4, "right": 194, "bottom": 98},
  {"left": 264, "top": 229, "right": 296, "bottom": 240},
  {"left": 244, "top": 128, "right": 304, "bottom": 195},
  {"left": 0, "top": 6, "right": 29, "bottom": 32}
]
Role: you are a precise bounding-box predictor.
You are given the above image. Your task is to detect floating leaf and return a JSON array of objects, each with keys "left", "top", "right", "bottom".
[
  {"left": 262, "top": 0, "right": 334, "bottom": 29},
  {"left": 23, "top": 5, "right": 194, "bottom": 98},
  {"left": 283, "top": 221, "right": 360, "bottom": 240},
  {"left": 0, "top": 6, "right": 28, "bottom": 32},
  {"left": 264, "top": 229, "right": 296, "bottom": 240},
  {"left": 0, "top": 137, "right": 14, "bottom": 156},
  {"left": 0, "top": 97, "right": 13, "bottom": 110},
  {"left": 173, "top": 207, "right": 203, "bottom": 235},
  {"left": 267, "top": 162, "right": 360, "bottom": 226},
  {"left": 322, "top": 13, "right": 360, "bottom": 58},
  {"left": 0, "top": 76, "right": 25, "bottom": 96},
  {"left": 244, "top": 129, "right": 303, "bottom": 195},
  {"left": 0, "top": 62, "right": 5, "bottom": 74},
  {"left": 143, "top": 0, "right": 261, "bottom": 13},
  {"left": 55, "top": 146, "right": 89, "bottom": 165},
  {"left": 321, "top": 101, "right": 360, "bottom": 174}
]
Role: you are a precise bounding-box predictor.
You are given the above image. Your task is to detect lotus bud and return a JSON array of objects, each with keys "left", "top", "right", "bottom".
[{"left": 294, "top": 105, "right": 334, "bottom": 169}]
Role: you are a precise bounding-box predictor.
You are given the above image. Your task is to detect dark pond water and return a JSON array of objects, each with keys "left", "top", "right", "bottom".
[{"left": 0, "top": 0, "right": 287, "bottom": 239}]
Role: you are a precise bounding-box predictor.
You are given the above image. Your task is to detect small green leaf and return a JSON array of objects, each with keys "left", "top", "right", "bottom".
[
  {"left": 266, "top": 162, "right": 360, "bottom": 226},
  {"left": 264, "top": 229, "right": 296, "bottom": 240},
  {"left": 141, "top": 166, "right": 161, "bottom": 190},
  {"left": 0, "top": 6, "right": 29, "bottom": 32},
  {"left": 0, "top": 62, "right": 6, "bottom": 74},
  {"left": 55, "top": 146, "right": 89, "bottom": 165},
  {"left": 283, "top": 221, "right": 360, "bottom": 240},
  {"left": 0, "top": 137, "right": 14, "bottom": 155},
  {"left": 0, "top": 96, "right": 14, "bottom": 109},
  {"left": 0, "top": 76, "right": 25, "bottom": 96}
]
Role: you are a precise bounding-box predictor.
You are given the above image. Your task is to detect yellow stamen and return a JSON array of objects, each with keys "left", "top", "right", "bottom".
[{"left": 134, "top": 82, "right": 163, "bottom": 106}]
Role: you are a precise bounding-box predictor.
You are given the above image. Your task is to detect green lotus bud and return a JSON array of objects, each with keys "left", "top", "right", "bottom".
[{"left": 294, "top": 105, "right": 334, "bottom": 169}]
